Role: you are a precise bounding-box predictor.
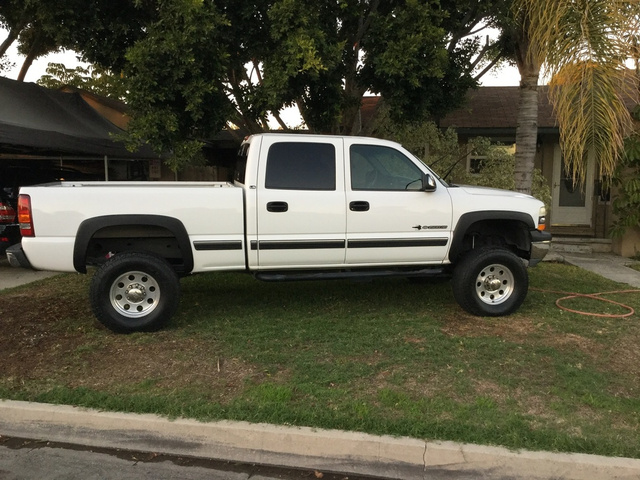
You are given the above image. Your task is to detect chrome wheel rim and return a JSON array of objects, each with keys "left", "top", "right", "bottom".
[
  {"left": 110, "top": 271, "right": 160, "bottom": 318},
  {"left": 475, "top": 263, "right": 514, "bottom": 305}
]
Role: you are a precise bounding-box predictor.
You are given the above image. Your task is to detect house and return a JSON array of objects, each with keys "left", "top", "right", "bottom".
[{"left": 437, "top": 86, "right": 640, "bottom": 258}]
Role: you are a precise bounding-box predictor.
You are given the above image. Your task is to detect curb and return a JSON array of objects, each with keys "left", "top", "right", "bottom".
[{"left": 1, "top": 400, "right": 640, "bottom": 479}]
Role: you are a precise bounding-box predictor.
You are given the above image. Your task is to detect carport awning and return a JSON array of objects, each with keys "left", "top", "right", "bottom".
[{"left": 0, "top": 76, "right": 157, "bottom": 159}]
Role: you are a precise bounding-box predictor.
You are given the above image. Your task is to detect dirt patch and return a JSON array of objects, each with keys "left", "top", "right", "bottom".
[
  {"left": 440, "top": 313, "right": 604, "bottom": 359},
  {"left": 440, "top": 313, "right": 540, "bottom": 340},
  {"left": 604, "top": 335, "right": 640, "bottom": 379},
  {"left": 0, "top": 278, "right": 255, "bottom": 403},
  {"left": 473, "top": 379, "right": 508, "bottom": 403}
]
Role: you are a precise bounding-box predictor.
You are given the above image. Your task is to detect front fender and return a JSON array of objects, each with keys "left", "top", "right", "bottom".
[{"left": 449, "top": 211, "right": 535, "bottom": 263}]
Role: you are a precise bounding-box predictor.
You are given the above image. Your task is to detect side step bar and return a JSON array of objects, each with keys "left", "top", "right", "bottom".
[{"left": 255, "top": 267, "right": 448, "bottom": 282}]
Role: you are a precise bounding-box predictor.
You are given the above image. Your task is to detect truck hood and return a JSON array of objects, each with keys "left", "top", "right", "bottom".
[{"left": 454, "top": 184, "right": 535, "bottom": 200}]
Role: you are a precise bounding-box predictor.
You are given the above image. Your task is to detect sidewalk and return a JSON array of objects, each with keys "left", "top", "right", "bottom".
[
  {"left": 1, "top": 400, "right": 640, "bottom": 480},
  {"left": 551, "top": 252, "right": 640, "bottom": 288},
  {"left": 0, "top": 257, "right": 58, "bottom": 290}
]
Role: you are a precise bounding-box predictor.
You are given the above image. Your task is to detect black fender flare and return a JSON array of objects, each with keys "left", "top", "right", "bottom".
[
  {"left": 73, "top": 214, "right": 193, "bottom": 274},
  {"left": 448, "top": 211, "right": 535, "bottom": 264}
]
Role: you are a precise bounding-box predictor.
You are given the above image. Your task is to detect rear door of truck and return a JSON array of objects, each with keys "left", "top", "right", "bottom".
[{"left": 247, "top": 135, "right": 347, "bottom": 269}]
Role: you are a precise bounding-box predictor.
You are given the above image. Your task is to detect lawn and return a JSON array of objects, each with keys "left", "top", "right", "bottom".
[{"left": 1, "top": 262, "right": 639, "bottom": 458}]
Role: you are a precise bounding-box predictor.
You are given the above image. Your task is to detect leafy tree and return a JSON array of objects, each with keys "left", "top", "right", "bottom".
[
  {"left": 37, "top": 63, "right": 127, "bottom": 99},
  {"left": 0, "top": 0, "right": 156, "bottom": 81},
  {"left": 378, "top": 114, "right": 551, "bottom": 207},
  {"left": 0, "top": 0, "right": 30, "bottom": 59},
  {"left": 65, "top": 0, "right": 506, "bottom": 166},
  {"left": 3, "top": 0, "right": 508, "bottom": 169},
  {"left": 0, "top": 55, "right": 14, "bottom": 74},
  {"left": 59, "top": 0, "right": 159, "bottom": 72},
  {"left": 0, "top": 0, "right": 69, "bottom": 81},
  {"left": 122, "top": 0, "right": 232, "bottom": 168},
  {"left": 260, "top": 0, "right": 504, "bottom": 133},
  {"left": 611, "top": 126, "right": 640, "bottom": 238}
]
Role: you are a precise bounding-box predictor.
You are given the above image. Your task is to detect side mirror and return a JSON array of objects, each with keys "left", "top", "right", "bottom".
[{"left": 422, "top": 173, "right": 437, "bottom": 192}]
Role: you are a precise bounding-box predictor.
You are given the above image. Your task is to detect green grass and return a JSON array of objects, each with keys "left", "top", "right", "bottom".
[{"left": 1, "top": 262, "right": 640, "bottom": 458}]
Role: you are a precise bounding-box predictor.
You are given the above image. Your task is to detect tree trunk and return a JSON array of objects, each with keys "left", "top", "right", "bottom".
[
  {"left": 17, "top": 32, "right": 43, "bottom": 82},
  {"left": 339, "top": 90, "right": 366, "bottom": 135},
  {"left": 514, "top": 71, "right": 539, "bottom": 194},
  {"left": 339, "top": 2, "right": 377, "bottom": 135},
  {"left": 512, "top": 15, "right": 542, "bottom": 195},
  {"left": 0, "top": 28, "right": 20, "bottom": 58}
]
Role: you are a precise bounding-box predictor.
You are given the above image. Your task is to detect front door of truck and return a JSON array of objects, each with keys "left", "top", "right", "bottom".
[
  {"left": 345, "top": 141, "right": 452, "bottom": 266},
  {"left": 254, "top": 137, "right": 347, "bottom": 268}
]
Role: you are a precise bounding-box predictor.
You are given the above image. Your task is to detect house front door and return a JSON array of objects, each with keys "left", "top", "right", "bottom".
[{"left": 551, "top": 145, "right": 595, "bottom": 226}]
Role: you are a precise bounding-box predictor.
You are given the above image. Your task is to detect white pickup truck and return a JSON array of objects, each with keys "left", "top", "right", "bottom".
[{"left": 7, "top": 133, "right": 550, "bottom": 332}]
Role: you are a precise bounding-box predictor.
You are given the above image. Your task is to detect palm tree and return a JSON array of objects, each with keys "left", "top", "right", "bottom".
[
  {"left": 510, "top": 0, "right": 640, "bottom": 193},
  {"left": 511, "top": 12, "right": 542, "bottom": 195}
]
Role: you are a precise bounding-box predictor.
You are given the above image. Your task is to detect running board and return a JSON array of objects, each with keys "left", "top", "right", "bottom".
[{"left": 254, "top": 267, "right": 448, "bottom": 282}]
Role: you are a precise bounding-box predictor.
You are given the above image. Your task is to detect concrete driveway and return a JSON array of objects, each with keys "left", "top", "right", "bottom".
[{"left": 0, "top": 257, "right": 58, "bottom": 290}]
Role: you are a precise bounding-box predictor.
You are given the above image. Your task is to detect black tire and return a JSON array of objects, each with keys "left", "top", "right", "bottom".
[
  {"left": 452, "top": 247, "right": 528, "bottom": 316},
  {"left": 90, "top": 252, "right": 180, "bottom": 333}
]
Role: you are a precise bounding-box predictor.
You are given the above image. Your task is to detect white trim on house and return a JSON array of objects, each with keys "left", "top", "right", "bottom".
[{"left": 551, "top": 145, "right": 595, "bottom": 226}]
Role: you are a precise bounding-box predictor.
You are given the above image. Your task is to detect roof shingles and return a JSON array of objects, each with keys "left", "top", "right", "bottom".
[{"left": 440, "top": 86, "right": 556, "bottom": 129}]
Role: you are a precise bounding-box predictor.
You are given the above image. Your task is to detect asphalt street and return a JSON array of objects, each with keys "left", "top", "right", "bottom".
[{"left": 0, "top": 436, "right": 371, "bottom": 480}]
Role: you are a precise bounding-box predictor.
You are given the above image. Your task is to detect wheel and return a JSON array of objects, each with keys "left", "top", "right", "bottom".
[
  {"left": 90, "top": 252, "right": 180, "bottom": 333},
  {"left": 452, "top": 247, "right": 528, "bottom": 316}
]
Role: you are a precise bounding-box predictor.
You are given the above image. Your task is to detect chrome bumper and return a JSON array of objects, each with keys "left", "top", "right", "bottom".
[
  {"left": 529, "top": 229, "right": 552, "bottom": 266},
  {"left": 6, "top": 243, "right": 33, "bottom": 269}
]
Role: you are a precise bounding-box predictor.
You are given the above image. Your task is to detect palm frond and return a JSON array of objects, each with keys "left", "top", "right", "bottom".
[
  {"left": 550, "top": 62, "right": 635, "bottom": 183},
  {"left": 513, "top": 0, "right": 640, "bottom": 182}
]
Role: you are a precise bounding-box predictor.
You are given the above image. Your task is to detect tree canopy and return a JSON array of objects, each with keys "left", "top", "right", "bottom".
[
  {"left": 2, "top": 0, "right": 506, "bottom": 166},
  {"left": 0, "top": 0, "right": 60, "bottom": 80},
  {"left": 37, "top": 63, "right": 127, "bottom": 99}
]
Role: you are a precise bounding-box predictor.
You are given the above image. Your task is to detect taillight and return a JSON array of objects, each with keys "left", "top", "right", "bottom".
[
  {"left": 0, "top": 201, "right": 15, "bottom": 223},
  {"left": 17, "top": 194, "right": 35, "bottom": 237}
]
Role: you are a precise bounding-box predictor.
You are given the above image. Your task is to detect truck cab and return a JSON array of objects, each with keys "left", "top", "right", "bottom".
[{"left": 239, "top": 134, "right": 451, "bottom": 270}]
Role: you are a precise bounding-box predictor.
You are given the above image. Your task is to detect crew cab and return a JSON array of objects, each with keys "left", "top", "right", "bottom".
[{"left": 7, "top": 133, "right": 550, "bottom": 332}]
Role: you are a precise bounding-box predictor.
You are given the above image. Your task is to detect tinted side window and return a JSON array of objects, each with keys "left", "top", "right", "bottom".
[
  {"left": 234, "top": 143, "right": 250, "bottom": 184},
  {"left": 265, "top": 142, "right": 336, "bottom": 190},
  {"left": 350, "top": 144, "right": 423, "bottom": 191}
]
